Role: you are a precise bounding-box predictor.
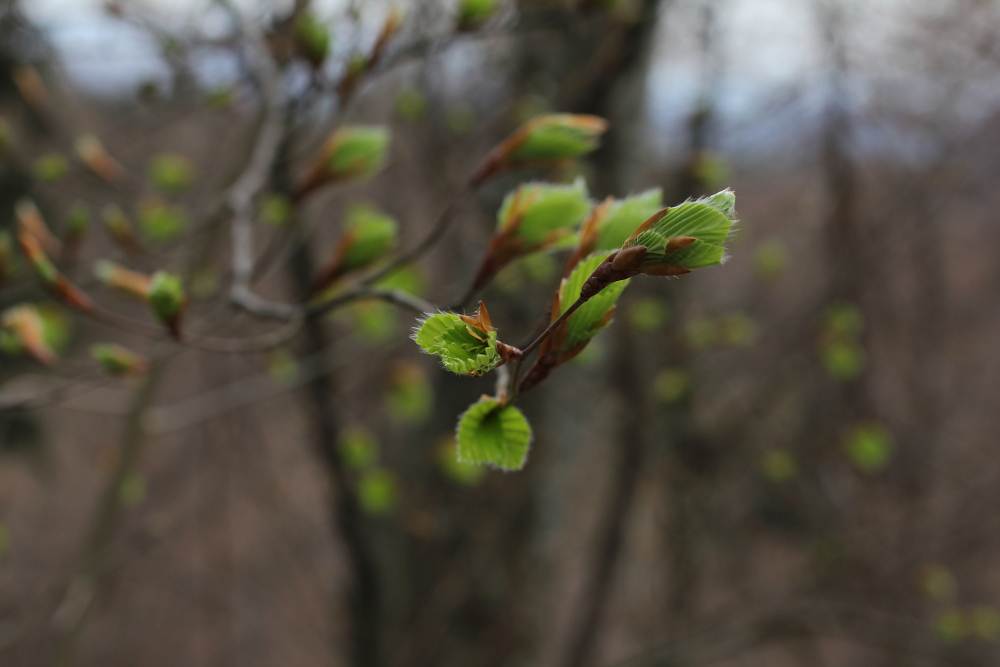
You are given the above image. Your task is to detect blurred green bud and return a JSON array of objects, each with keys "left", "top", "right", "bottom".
[
  {"left": 118, "top": 472, "right": 146, "bottom": 506},
  {"left": 147, "top": 271, "right": 186, "bottom": 337},
  {"left": 936, "top": 607, "right": 968, "bottom": 644},
  {"left": 267, "top": 347, "right": 299, "bottom": 384},
  {"left": 149, "top": 153, "right": 195, "bottom": 194},
  {"left": 385, "top": 361, "right": 433, "bottom": 425},
  {"left": 295, "top": 11, "right": 330, "bottom": 67},
  {"left": 445, "top": 104, "right": 476, "bottom": 135},
  {"left": 627, "top": 297, "right": 669, "bottom": 332},
  {"left": 91, "top": 343, "right": 148, "bottom": 376},
  {"left": 34, "top": 153, "right": 68, "bottom": 182},
  {"left": 340, "top": 426, "right": 379, "bottom": 470},
  {"left": 259, "top": 193, "right": 293, "bottom": 228},
  {"left": 473, "top": 114, "right": 607, "bottom": 185},
  {"left": 137, "top": 199, "right": 187, "bottom": 242},
  {"left": 822, "top": 339, "right": 865, "bottom": 380},
  {"left": 920, "top": 564, "right": 957, "bottom": 602},
  {"left": 754, "top": 239, "right": 788, "bottom": 279},
  {"left": 825, "top": 302, "right": 864, "bottom": 337},
  {"left": 395, "top": 88, "right": 427, "bottom": 122},
  {"left": 297, "top": 126, "right": 391, "bottom": 200},
  {"left": 458, "top": 0, "right": 500, "bottom": 30},
  {"left": 761, "top": 449, "right": 797, "bottom": 482},
  {"left": 66, "top": 202, "right": 91, "bottom": 236},
  {"left": 653, "top": 368, "right": 690, "bottom": 404},
  {"left": 358, "top": 468, "right": 399, "bottom": 516},
  {"left": 719, "top": 313, "right": 757, "bottom": 347},
  {"left": 845, "top": 422, "right": 892, "bottom": 473},
  {"left": 973, "top": 606, "right": 1000, "bottom": 641}
]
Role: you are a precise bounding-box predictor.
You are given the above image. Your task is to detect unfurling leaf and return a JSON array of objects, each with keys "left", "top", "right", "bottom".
[
  {"left": 472, "top": 114, "right": 608, "bottom": 185},
  {"left": 148, "top": 153, "right": 195, "bottom": 194},
  {"left": 1, "top": 304, "right": 56, "bottom": 366},
  {"left": 75, "top": 134, "right": 126, "bottom": 184},
  {"left": 91, "top": 343, "right": 148, "bottom": 376},
  {"left": 622, "top": 189, "right": 737, "bottom": 274},
  {"left": 468, "top": 179, "right": 590, "bottom": 296},
  {"left": 456, "top": 397, "right": 532, "bottom": 471},
  {"left": 312, "top": 205, "right": 398, "bottom": 294},
  {"left": 296, "top": 126, "right": 390, "bottom": 200},
  {"left": 413, "top": 302, "right": 520, "bottom": 376}
]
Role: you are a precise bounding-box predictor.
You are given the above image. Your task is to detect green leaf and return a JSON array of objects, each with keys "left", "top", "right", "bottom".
[
  {"left": 341, "top": 205, "right": 397, "bottom": 271},
  {"left": 508, "top": 114, "right": 607, "bottom": 163},
  {"left": 327, "top": 126, "right": 390, "bottom": 180},
  {"left": 497, "top": 179, "right": 590, "bottom": 247},
  {"left": 456, "top": 397, "right": 532, "bottom": 470},
  {"left": 595, "top": 189, "right": 663, "bottom": 251},
  {"left": 148, "top": 153, "right": 195, "bottom": 194},
  {"left": 412, "top": 312, "right": 501, "bottom": 376},
  {"left": 358, "top": 468, "right": 398, "bottom": 516},
  {"left": 560, "top": 253, "right": 628, "bottom": 348},
  {"left": 845, "top": 423, "right": 892, "bottom": 473},
  {"left": 437, "top": 436, "right": 486, "bottom": 485}
]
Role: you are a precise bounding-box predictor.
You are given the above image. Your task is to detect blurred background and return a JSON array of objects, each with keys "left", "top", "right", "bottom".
[{"left": 2, "top": 0, "right": 1000, "bottom": 665}]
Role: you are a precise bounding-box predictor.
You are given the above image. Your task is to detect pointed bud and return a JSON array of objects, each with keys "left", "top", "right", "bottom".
[
  {"left": 75, "top": 134, "right": 126, "bottom": 184},
  {"left": 472, "top": 113, "right": 608, "bottom": 186},
  {"left": 91, "top": 343, "right": 149, "bottom": 376},
  {"left": 12, "top": 65, "right": 47, "bottom": 111},
  {"left": 16, "top": 198, "right": 60, "bottom": 255},
  {"left": 1, "top": 304, "right": 56, "bottom": 366},
  {"left": 17, "top": 231, "right": 93, "bottom": 312},
  {"left": 102, "top": 204, "right": 144, "bottom": 254},
  {"left": 311, "top": 205, "right": 398, "bottom": 295},
  {"left": 94, "top": 260, "right": 152, "bottom": 300}
]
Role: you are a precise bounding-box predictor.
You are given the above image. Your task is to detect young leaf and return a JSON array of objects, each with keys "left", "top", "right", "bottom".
[
  {"left": 413, "top": 309, "right": 504, "bottom": 377},
  {"left": 456, "top": 397, "right": 532, "bottom": 471}
]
